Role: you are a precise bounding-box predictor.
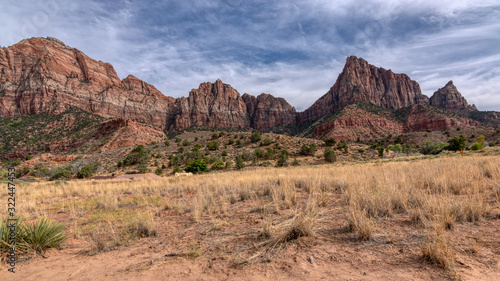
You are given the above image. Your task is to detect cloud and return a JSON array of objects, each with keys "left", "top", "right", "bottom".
[{"left": 0, "top": 0, "right": 499, "bottom": 111}]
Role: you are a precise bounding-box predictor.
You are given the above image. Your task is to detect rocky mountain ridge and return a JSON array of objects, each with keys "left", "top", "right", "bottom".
[{"left": 0, "top": 37, "right": 498, "bottom": 148}]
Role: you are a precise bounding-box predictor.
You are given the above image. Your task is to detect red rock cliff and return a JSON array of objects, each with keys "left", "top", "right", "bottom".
[
  {"left": 429, "top": 81, "right": 477, "bottom": 111},
  {"left": 299, "top": 56, "right": 428, "bottom": 123}
]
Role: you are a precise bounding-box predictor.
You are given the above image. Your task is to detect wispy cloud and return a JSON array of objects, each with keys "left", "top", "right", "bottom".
[{"left": 1, "top": 0, "right": 499, "bottom": 111}]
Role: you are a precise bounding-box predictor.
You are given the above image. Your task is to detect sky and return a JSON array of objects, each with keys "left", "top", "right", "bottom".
[{"left": 1, "top": 0, "right": 499, "bottom": 111}]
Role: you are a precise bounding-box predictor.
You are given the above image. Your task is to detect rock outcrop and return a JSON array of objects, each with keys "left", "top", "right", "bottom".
[
  {"left": 0, "top": 37, "right": 494, "bottom": 140},
  {"left": 299, "top": 56, "right": 428, "bottom": 123},
  {"left": 170, "top": 79, "right": 250, "bottom": 130},
  {"left": 242, "top": 93, "right": 297, "bottom": 129},
  {"left": 430, "top": 81, "right": 477, "bottom": 111},
  {"left": 0, "top": 37, "right": 175, "bottom": 128}
]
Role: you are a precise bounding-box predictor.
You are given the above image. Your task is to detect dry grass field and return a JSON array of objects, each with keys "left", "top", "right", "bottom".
[{"left": 1, "top": 152, "right": 500, "bottom": 280}]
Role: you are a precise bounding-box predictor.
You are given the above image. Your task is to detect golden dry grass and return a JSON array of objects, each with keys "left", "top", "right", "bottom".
[{"left": 2, "top": 153, "right": 500, "bottom": 276}]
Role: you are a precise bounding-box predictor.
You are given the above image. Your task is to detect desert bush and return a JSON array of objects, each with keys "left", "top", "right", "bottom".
[
  {"left": 185, "top": 159, "right": 208, "bottom": 174},
  {"left": 324, "top": 148, "right": 336, "bottom": 163},
  {"left": 234, "top": 156, "right": 245, "bottom": 170},
  {"left": 155, "top": 166, "right": 163, "bottom": 175},
  {"left": 77, "top": 162, "right": 101, "bottom": 178},
  {"left": 22, "top": 217, "right": 67, "bottom": 254},
  {"left": 445, "top": 136, "right": 466, "bottom": 151},
  {"left": 250, "top": 131, "right": 262, "bottom": 143},
  {"left": 182, "top": 139, "right": 191, "bottom": 146},
  {"left": 276, "top": 150, "right": 290, "bottom": 167},
  {"left": 15, "top": 166, "right": 30, "bottom": 178},
  {"left": 420, "top": 141, "right": 446, "bottom": 155},
  {"left": 260, "top": 138, "right": 273, "bottom": 146},
  {"left": 206, "top": 140, "right": 219, "bottom": 151},
  {"left": 137, "top": 163, "right": 149, "bottom": 173},
  {"left": 470, "top": 143, "right": 484, "bottom": 151},
  {"left": 211, "top": 161, "right": 224, "bottom": 171},
  {"left": 254, "top": 148, "right": 265, "bottom": 159},
  {"left": 49, "top": 167, "right": 72, "bottom": 181},
  {"left": 123, "top": 145, "right": 151, "bottom": 165},
  {"left": 300, "top": 143, "right": 317, "bottom": 156},
  {"left": 377, "top": 146, "right": 384, "bottom": 157},
  {"left": 164, "top": 140, "right": 170, "bottom": 146},
  {"left": 324, "top": 137, "right": 336, "bottom": 146}
]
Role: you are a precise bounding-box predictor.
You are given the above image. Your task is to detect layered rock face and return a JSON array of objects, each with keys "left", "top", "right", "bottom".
[
  {"left": 242, "top": 93, "right": 297, "bottom": 129},
  {"left": 430, "top": 81, "right": 477, "bottom": 111},
  {"left": 171, "top": 80, "right": 250, "bottom": 129},
  {"left": 0, "top": 38, "right": 297, "bottom": 131},
  {"left": 311, "top": 104, "right": 404, "bottom": 140},
  {"left": 299, "top": 56, "right": 428, "bottom": 123},
  {"left": 0, "top": 37, "right": 175, "bottom": 128},
  {"left": 94, "top": 118, "right": 166, "bottom": 151}
]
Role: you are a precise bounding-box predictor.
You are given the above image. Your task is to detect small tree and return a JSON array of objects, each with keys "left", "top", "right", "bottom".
[
  {"left": 377, "top": 146, "right": 384, "bottom": 157},
  {"left": 276, "top": 150, "right": 290, "bottom": 167},
  {"left": 250, "top": 131, "right": 262, "bottom": 143},
  {"left": 324, "top": 148, "right": 336, "bottom": 163},
  {"left": 324, "top": 138, "right": 336, "bottom": 146},
  {"left": 185, "top": 159, "right": 208, "bottom": 174},
  {"left": 206, "top": 140, "right": 219, "bottom": 151},
  {"left": 235, "top": 156, "right": 245, "bottom": 170},
  {"left": 155, "top": 166, "right": 163, "bottom": 175},
  {"left": 446, "top": 136, "right": 466, "bottom": 151}
]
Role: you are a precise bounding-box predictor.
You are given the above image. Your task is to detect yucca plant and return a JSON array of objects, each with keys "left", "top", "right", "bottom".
[
  {"left": 0, "top": 217, "right": 29, "bottom": 255},
  {"left": 22, "top": 217, "right": 67, "bottom": 254}
]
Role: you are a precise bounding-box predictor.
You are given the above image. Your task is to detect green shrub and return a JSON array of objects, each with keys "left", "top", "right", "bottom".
[
  {"left": 137, "top": 163, "right": 149, "bottom": 173},
  {"left": 250, "top": 131, "right": 262, "bottom": 143},
  {"left": 211, "top": 161, "right": 224, "bottom": 170},
  {"left": 77, "top": 162, "right": 101, "bottom": 178},
  {"left": 222, "top": 150, "right": 228, "bottom": 157},
  {"left": 445, "top": 136, "right": 466, "bottom": 151},
  {"left": 123, "top": 145, "right": 151, "bottom": 165},
  {"left": 235, "top": 139, "right": 243, "bottom": 147},
  {"left": 169, "top": 155, "right": 179, "bottom": 167},
  {"left": 206, "top": 140, "right": 220, "bottom": 151},
  {"left": 324, "top": 138, "right": 336, "bottom": 146},
  {"left": 264, "top": 148, "right": 276, "bottom": 160},
  {"left": 300, "top": 143, "right": 317, "bottom": 156},
  {"left": 235, "top": 156, "right": 245, "bottom": 170},
  {"left": 260, "top": 138, "right": 273, "bottom": 146},
  {"left": 211, "top": 132, "right": 219, "bottom": 139},
  {"left": 155, "top": 166, "right": 163, "bottom": 175},
  {"left": 254, "top": 148, "right": 265, "bottom": 159},
  {"left": 25, "top": 154, "right": 34, "bottom": 161},
  {"left": 175, "top": 137, "right": 181, "bottom": 143},
  {"left": 185, "top": 159, "right": 208, "bottom": 174},
  {"left": 165, "top": 140, "right": 171, "bottom": 146},
  {"left": 291, "top": 158, "right": 300, "bottom": 166},
  {"left": 21, "top": 217, "right": 67, "bottom": 254},
  {"left": 276, "top": 150, "right": 290, "bottom": 167},
  {"left": 420, "top": 142, "right": 447, "bottom": 155},
  {"left": 178, "top": 147, "right": 185, "bottom": 153},
  {"left": 377, "top": 146, "right": 384, "bottom": 157},
  {"left": 225, "top": 160, "right": 233, "bottom": 169},
  {"left": 155, "top": 153, "right": 163, "bottom": 158},
  {"left": 182, "top": 139, "right": 191, "bottom": 146},
  {"left": 358, "top": 149, "right": 365, "bottom": 155},
  {"left": 15, "top": 166, "right": 30, "bottom": 178},
  {"left": 470, "top": 143, "right": 484, "bottom": 151},
  {"left": 227, "top": 138, "right": 235, "bottom": 145},
  {"left": 117, "top": 160, "right": 123, "bottom": 167},
  {"left": 324, "top": 148, "right": 336, "bottom": 163},
  {"left": 49, "top": 167, "right": 72, "bottom": 181}
]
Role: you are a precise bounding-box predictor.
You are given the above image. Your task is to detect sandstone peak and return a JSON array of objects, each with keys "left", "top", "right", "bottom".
[
  {"left": 430, "top": 81, "right": 477, "bottom": 111},
  {"left": 298, "top": 55, "right": 428, "bottom": 123}
]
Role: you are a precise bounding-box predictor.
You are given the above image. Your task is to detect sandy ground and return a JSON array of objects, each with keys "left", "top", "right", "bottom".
[{"left": 2, "top": 209, "right": 498, "bottom": 280}]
